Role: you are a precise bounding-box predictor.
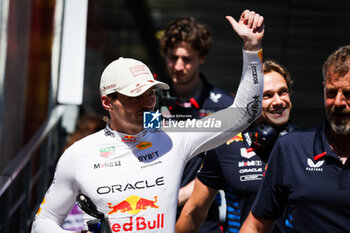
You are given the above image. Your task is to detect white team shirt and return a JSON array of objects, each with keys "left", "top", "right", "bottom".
[{"left": 31, "top": 50, "right": 263, "bottom": 233}]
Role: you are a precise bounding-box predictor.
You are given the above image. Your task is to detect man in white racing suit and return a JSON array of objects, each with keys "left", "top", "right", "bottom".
[{"left": 31, "top": 10, "right": 265, "bottom": 233}]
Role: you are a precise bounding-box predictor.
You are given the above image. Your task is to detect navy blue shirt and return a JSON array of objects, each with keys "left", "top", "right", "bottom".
[
  {"left": 165, "top": 73, "right": 234, "bottom": 233},
  {"left": 198, "top": 125, "right": 295, "bottom": 233},
  {"left": 252, "top": 120, "right": 350, "bottom": 233}
]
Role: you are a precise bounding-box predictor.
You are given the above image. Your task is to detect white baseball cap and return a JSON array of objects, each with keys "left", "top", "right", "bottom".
[{"left": 100, "top": 57, "right": 169, "bottom": 97}]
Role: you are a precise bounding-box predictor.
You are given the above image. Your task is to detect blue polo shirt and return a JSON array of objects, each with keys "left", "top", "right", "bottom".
[
  {"left": 197, "top": 124, "right": 295, "bottom": 233},
  {"left": 251, "top": 120, "right": 350, "bottom": 232}
]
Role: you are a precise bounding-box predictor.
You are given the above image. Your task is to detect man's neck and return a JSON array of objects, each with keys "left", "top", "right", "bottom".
[
  {"left": 173, "top": 75, "right": 204, "bottom": 101},
  {"left": 109, "top": 122, "right": 143, "bottom": 135},
  {"left": 327, "top": 129, "right": 350, "bottom": 163}
]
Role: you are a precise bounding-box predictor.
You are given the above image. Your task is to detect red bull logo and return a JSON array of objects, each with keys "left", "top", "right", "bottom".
[
  {"left": 111, "top": 214, "right": 164, "bottom": 232},
  {"left": 227, "top": 132, "right": 243, "bottom": 145},
  {"left": 121, "top": 135, "right": 136, "bottom": 143},
  {"left": 108, "top": 195, "right": 159, "bottom": 215}
]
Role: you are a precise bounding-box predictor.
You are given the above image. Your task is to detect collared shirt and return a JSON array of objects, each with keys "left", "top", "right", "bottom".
[{"left": 252, "top": 120, "right": 350, "bottom": 232}]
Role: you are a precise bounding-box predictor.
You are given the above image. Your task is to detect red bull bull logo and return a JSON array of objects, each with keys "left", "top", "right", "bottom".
[
  {"left": 227, "top": 132, "right": 243, "bottom": 145},
  {"left": 121, "top": 135, "right": 136, "bottom": 143},
  {"left": 108, "top": 195, "right": 159, "bottom": 215},
  {"left": 108, "top": 195, "right": 163, "bottom": 231}
]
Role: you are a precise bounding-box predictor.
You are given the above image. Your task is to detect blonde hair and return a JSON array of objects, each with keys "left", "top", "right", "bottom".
[{"left": 263, "top": 60, "right": 293, "bottom": 93}]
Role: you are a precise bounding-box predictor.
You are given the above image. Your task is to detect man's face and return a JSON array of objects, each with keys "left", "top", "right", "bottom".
[
  {"left": 165, "top": 41, "right": 205, "bottom": 85},
  {"left": 260, "top": 71, "right": 292, "bottom": 126},
  {"left": 324, "top": 68, "right": 350, "bottom": 135},
  {"left": 107, "top": 88, "right": 156, "bottom": 133}
]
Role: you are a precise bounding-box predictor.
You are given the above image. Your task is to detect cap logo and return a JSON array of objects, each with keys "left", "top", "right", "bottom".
[
  {"left": 104, "top": 84, "right": 116, "bottom": 92},
  {"left": 131, "top": 83, "right": 147, "bottom": 94},
  {"left": 130, "top": 65, "right": 149, "bottom": 77}
]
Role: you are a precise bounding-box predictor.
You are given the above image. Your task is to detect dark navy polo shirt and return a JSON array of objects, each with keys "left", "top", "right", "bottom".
[
  {"left": 252, "top": 120, "right": 350, "bottom": 232},
  {"left": 198, "top": 127, "right": 290, "bottom": 233}
]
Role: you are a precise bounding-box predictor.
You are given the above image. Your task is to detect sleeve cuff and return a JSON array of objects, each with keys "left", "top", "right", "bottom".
[{"left": 242, "top": 48, "right": 263, "bottom": 64}]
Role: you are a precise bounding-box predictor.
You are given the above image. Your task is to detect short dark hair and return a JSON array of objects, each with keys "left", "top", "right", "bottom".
[
  {"left": 107, "top": 92, "right": 118, "bottom": 101},
  {"left": 322, "top": 45, "right": 350, "bottom": 81},
  {"left": 160, "top": 17, "right": 212, "bottom": 57}
]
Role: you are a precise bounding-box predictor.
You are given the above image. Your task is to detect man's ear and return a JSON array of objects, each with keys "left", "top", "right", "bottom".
[{"left": 101, "top": 95, "right": 113, "bottom": 111}]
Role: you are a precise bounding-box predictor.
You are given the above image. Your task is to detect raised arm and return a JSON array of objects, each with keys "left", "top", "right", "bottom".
[{"left": 179, "top": 10, "right": 265, "bottom": 159}]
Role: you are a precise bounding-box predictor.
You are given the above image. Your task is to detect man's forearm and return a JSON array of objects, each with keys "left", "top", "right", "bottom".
[{"left": 175, "top": 207, "right": 206, "bottom": 233}]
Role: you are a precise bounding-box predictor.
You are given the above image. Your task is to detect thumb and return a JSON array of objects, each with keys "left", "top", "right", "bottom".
[{"left": 225, "top": 16, "right": 239, "bottom": 32}]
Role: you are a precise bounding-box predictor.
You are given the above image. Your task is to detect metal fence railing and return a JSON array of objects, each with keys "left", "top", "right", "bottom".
[{"left": 0, "top": 105, "right": 66, "bottom": 233}]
